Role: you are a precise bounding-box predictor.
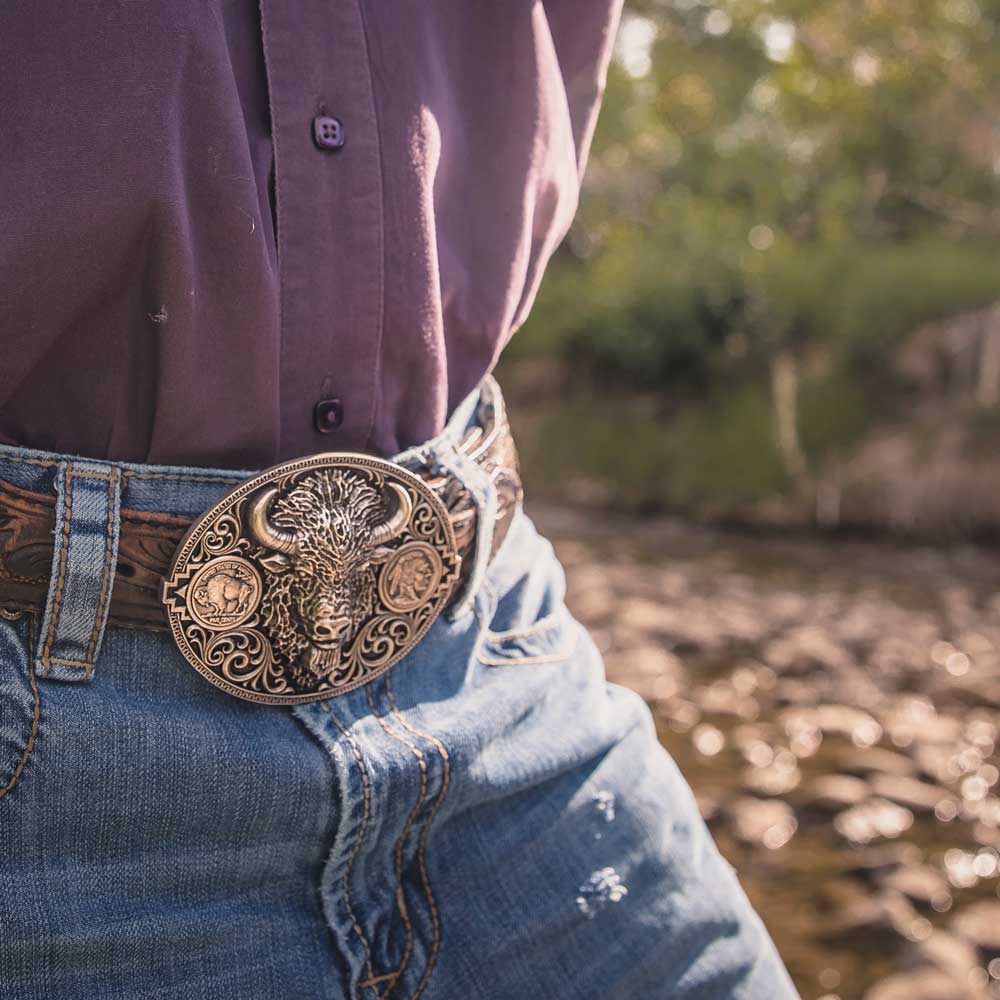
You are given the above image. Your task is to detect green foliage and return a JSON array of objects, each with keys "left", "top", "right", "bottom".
[
  {"left": 832, "top": 244, "right": 1000, "bottom": 364},
  {"left": 512, "top": 0, "right": 1000, "bottom": 381},
  {"left": 507, "top": 0, "right": 1000, "bottom": 518},
  {"left": 797, "top": 368, "right": 876, "bottom": 460},
  {"left": 516, "top": 234, "right": 1000, "bottom": 390},
  {"left": 662, "top": 382, "right": 790, "bottom": 509},
  {"left": 513, "top": 379, "right": 789, "bottom": 513}
]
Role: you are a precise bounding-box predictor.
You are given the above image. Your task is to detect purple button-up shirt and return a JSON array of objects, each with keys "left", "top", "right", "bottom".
[{"left": 0, "top": 2, "right": 621, "bottom": 468}]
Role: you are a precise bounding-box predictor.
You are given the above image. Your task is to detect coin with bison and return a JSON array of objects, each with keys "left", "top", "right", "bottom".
[
  {"left": 162, "top": 453, "right": 461, "bottom": 705},
  {"left": 187, "top": 558, "right": 262, "bottom": 630}
]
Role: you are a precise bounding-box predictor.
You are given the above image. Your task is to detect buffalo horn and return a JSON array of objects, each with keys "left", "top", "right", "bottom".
[
  {"left": 246, "top": 486, "right": 299, "bottom": 554},
  {"left": 371, "top": 483, "right": 412, "bottom": 545}
]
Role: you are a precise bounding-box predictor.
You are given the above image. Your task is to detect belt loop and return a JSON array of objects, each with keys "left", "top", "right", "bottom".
[
  {"left": 35, "top": 461, "right": 122, "bottom": 681},
  {"left": 428, "top": 441, "right": 497, "bottom": 622}
]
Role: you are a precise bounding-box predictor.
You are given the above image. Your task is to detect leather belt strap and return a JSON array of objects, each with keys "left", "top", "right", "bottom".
[{"left": 0, "top": 399, "right": 522, "bottom": 632}]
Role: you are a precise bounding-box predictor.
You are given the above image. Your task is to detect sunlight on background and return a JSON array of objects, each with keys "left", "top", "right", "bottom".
[
  {"left": 505, "top": 3, "right": 1000, "bottom": 997},
  {"left": 508, "top": 0, "right": 1000, "bottom": 536}
]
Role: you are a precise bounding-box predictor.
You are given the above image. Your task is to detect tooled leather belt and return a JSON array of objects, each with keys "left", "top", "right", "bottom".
[{"left": 0, "top": 393, "right": 522, "bottom": 705}]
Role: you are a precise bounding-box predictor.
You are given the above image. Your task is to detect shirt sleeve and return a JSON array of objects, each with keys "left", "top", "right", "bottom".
[{"left": 540, "top": 0, "right": 624, "bottom": 178}]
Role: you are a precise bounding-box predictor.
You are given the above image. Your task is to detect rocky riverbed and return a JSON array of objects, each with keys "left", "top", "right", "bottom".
[{"left": 533, "top": 505, "right": 1000, "bottom": 1000}]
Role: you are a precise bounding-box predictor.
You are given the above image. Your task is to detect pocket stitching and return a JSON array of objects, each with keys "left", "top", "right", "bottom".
[
  {"left": 0, "top": 618, "right": 40, "bottom": 801},
  {"left": 479, "top": 612, "right": 579, "bottom": 667},
  {"left": 483, "top": 610, "right": 565, "bottom": 644},
  {"left": 478, "top": 644, "right": 577, "bottom": 667}
]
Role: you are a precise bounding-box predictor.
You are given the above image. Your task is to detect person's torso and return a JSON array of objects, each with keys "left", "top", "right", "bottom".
[{"left": 0, "top": 0, "right": 616, "bottom": 467}]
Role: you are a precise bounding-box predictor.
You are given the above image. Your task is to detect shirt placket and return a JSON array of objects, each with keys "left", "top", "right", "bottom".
[{"left": 259, "top": 0, "right": 385, "bottom": 458}]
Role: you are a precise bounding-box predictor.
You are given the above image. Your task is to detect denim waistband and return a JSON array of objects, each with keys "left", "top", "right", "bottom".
[{"left": 0, "top": 376, "right": 502, "bottom": 683}]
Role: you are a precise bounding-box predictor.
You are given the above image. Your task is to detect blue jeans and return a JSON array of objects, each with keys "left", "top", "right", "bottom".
[{"left": 0, "top": 384, "right": 797, "bottom": 999}]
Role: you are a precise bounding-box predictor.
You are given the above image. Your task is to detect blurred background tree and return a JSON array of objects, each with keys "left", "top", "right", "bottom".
[{"left": 504, "top": 0, "right": 1000, "bottom": 532}]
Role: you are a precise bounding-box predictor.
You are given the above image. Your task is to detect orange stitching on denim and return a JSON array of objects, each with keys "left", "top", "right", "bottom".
[
  {"left": 40, "top": 468, "right": 73, "bottom": 675},
  {"left": 45, "top": 656, "right": 92, "bottom": 671},
  {"left": 1, "top": 572, "right": 46, "bottom": 584},
  {"left": 321, "top": 702, "right": 380, "bottom": 999},
  {"left": 64, "top": 470, "right": 113, "bottom": 481},
  {"left": 385, "top": 674, "right": 451, "bottom": 1000},
  {"left": 478, "top": 641, "right": 579, "bottom": 668},
  {"left": 119, "top": 507, "right": 191, "bottom": 527},
  {"left": 484, "top": 611, "right": 564, "bottom": 643},
  {"left": 358, "top": 973, "right": 399, "bottom": 988},
  {"left": 365, "top": 684, "right": 427, "bottom": 1000},
  {"left": 84, "top": 470, "right": 118, "bottom": 669},
  {"left": 0, "top": 455, "right": 57, "bottom": 469},
  {"left": 479, "top": 605, "right": 579, "bottom": 667},
  {"left": 0, "top": 615, "right": 40, "bottom": 801}
]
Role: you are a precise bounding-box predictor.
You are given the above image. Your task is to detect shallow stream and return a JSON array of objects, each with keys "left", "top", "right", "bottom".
[{"left": 537, "top": 505, "right": 1000, "bottom": 1000}]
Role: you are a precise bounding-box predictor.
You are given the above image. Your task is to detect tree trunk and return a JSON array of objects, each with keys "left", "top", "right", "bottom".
[
  {"left": 976, "top": 305, "right": 1000, "bottom": 409},
  {"left": 770, "top": 350, "right": 807, "bottom": 483}
]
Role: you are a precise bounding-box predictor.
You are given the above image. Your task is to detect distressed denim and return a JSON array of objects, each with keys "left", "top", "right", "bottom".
[{"left": 0, "top": 383, "right": 798, "bottom": 999}]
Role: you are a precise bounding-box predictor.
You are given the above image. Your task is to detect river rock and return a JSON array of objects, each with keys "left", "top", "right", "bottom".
[
  {"left": 842, "top": 843, "right": 922, "bottom": 880},
  {"left": 833, "top": 888, "right": 921, "bottom": 937},
  {"left": 727, "top": 796, "right": 797, "bottom": 849},
  {"left": 617, "top": 597, "right": 720, "bottom": 652},
  {"left": 952, "top": 900, "right": 1000, "bottom": 952},
  {"left": 835, "top": 798, "right": 914, "bottom": 844},
  {"left": 741, "top": 763, "right": 801, "bottom": 797},
  {"left": 782, "top": 704, "right": 883, "bottom": 747},
  {"left": 880, "top": 864, "right": 951, "bottom": 906},
  {"left": 568, "top": 586, "right": 616, "bottom": 625},
  {"left": 838, "top": 746, "right": 918, "bottom": 778},
  {"left": 870, "top": 774, "right": 955, "bottom": 815},
  {"left": 906, "top": 930, "right": 979, "bottom": 980},
  {"left": 864, "top": 969, "right": 979, "bottom": 1000},
  {"left": 882, "top": 703, "right": 962, "bottom": 746},
  {"left": 764, "top": 626, "right": 854, "bottom": 674},
  {"left": 806, "top": 774, "right": 870, "bottom": 810},
  {"left": 603, "top": 645, "right": 685, "bottom": 702}
]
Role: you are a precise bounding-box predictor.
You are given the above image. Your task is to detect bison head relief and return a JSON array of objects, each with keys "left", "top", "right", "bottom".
[
  {"left": 162, "top": 451, "right": 463, "bottom": 704},
  {"left": 244, "top": 471, "right": 413, "bottom": 683}
]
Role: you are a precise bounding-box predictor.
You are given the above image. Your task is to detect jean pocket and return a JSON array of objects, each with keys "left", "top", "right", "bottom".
[
  {"left": 478, "top": 605, "right": 581, "bottom": 667},
  {"left": 0, "top": 614, "right": 41, "bottom": 802}
]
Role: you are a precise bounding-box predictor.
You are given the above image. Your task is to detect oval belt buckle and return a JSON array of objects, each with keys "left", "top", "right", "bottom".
[{"left": 161, "top": 453, "right": 462, "bottom": 705}]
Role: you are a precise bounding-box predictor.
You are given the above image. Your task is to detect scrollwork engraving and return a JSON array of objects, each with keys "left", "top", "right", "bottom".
[{"left": 163, "top": 455, "right": 460, "bottom": 705}]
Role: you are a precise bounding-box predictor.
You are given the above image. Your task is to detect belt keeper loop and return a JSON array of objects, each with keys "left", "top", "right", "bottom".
[
  {"left": 35, "top": 461, "right": 122, "bottom": 681},
  {"left": 428, "top": 442, "right": 497, "bottom": 622}
]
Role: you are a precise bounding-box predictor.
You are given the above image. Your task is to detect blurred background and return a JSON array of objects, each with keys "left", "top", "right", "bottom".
[{"left": 499, "top": 2, "right": 1000, "bottom": 997}]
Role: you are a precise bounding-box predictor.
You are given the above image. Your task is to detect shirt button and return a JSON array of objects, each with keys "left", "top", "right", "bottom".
[
  {"left": 314, "top": 398, "right": 344, "bottom": 434},
  {"left": 312, "top": 115, "right": 345, "bottom": 151}
]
